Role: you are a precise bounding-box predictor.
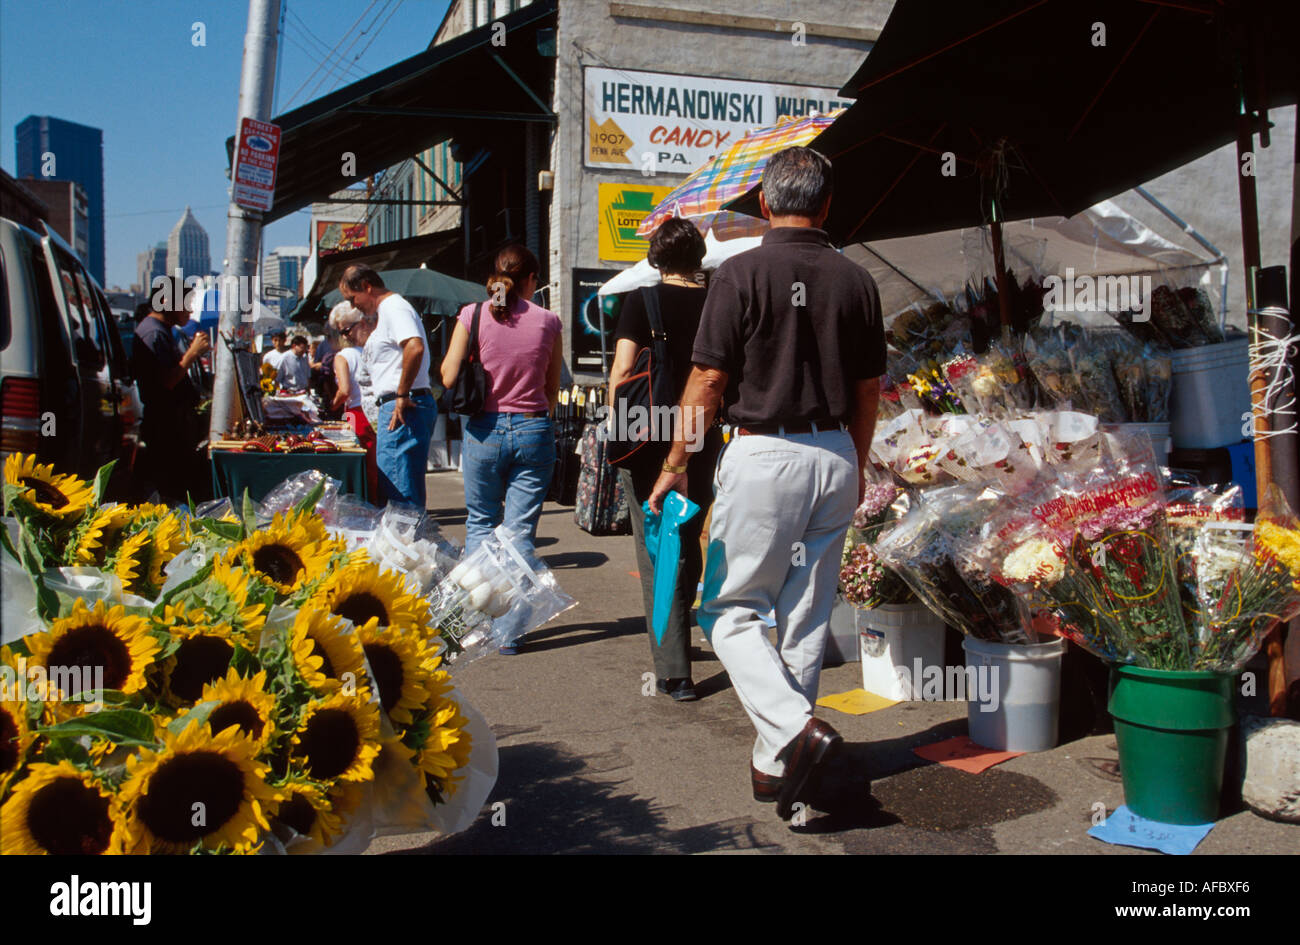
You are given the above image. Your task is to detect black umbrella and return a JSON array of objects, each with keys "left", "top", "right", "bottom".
[{"left": 730, "top": 0, "right": 1296, "bottom": 248}]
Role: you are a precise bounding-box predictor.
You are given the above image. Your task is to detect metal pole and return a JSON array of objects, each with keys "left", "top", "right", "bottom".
[{"left": 211, "top": 0, "right": 282, "bottom": 441}]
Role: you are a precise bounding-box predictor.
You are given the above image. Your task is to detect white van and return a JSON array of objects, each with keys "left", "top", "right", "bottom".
[{"left": 0, "top": 217, "right": 139, "bottom": 481}]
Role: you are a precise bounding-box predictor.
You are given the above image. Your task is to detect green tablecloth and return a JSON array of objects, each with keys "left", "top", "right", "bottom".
[{"left": 210, "top": 450, "right": 370, "bottom": 504}]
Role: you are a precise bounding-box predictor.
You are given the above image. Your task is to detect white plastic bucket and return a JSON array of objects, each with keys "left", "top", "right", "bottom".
[
  {"left": 1119, "top": 422, "right": 1171, "bottom": 466},
  {"left": 857, "top": 603, "right": 947, "bottom": 701},
  {"left": 1170, "top": 338, "right": 1250, "bottom": 449},
  {"left": 825, "top": 598, "right": 861, "bottom": 664},
  {"left": 962, "top": 636, "right": 1066, "bottom": 752}
]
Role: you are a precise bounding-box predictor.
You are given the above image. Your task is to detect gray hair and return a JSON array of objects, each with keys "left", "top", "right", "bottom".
[
  {"left": 761, "top": 146, "right": 833, "bottom": 218},
  {"left": 328, "top": 300, "right": 364, "bottom": 331}
]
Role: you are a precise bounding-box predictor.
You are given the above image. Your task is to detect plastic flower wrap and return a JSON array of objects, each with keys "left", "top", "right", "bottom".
[
  {"left": 1025, "top": 328, "right": 1088, "bottom": 411},
  {"left": 1193, "top": 485, "right": 1300, "bottom": 672},
  {"left": 1166, "top": 482, "right": 1247, "bottom": 639},
  {"left": 1068, "top": 338, "right": 1127, "bottom": 422},
  {"left": 995, "top": 433, "right": 1188, "bottom": 667},
  {"left": 838, "top": 483, "right": 913, "bottom": 609},
  {"left": 1149, "top": 284, "right": 1223, "bottom": 348},
  {"left": 873, "top": 485, "right": 1028, "bottom": 642}
]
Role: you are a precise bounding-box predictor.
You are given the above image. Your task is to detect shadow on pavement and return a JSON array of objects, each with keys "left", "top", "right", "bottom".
[
  {"left": 405, "top": 741, "right": 774, "bottom": 854},
  {"left": 542, "top": 550, "right": 610, "bottom": 570},
  {"left": 523, "top": 616, "right": 645, "bottom": 652}
]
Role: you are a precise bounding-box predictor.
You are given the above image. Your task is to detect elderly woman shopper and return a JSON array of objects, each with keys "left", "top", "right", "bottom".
[
  {"left": 329, "top": 301, "right": 379, "bottom": 502},
  {"left": 440, "top": 244, "right": 563, "bottom": 654},
  {"left": 609, "top": 218, "right": 722, "bottom": 702}
]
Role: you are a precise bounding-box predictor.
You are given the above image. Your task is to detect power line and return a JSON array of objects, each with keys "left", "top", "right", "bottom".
[
  {"left": 284, "top": 6, "right": 367, "bottom": 86},
  {"left": 281, "top": 0, "right": 382, "bottom": 110},
  {"left": 302, "top": 0, "right": 399, "bottom": 104}
]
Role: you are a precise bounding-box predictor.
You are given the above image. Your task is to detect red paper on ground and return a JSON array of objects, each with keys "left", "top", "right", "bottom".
[{"left": 912, "top": 735, "right": 1023, "bottom": 773}]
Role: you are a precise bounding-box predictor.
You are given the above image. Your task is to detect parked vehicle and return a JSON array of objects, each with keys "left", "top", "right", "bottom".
[{"left": 0, "top": 217, "right": 139, "bottom": 483}]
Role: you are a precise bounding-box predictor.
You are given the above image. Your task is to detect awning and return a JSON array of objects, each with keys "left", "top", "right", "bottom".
[
  {"left": 228, "top": 0, "right": 557, "bottom": 224},
  {"left": 291, "top": 228, "right": 463, "bottom": 321}
]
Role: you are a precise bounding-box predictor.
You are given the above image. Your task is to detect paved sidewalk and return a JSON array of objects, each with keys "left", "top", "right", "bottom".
[{"left": 368, "top": 472, "right": 1300, "bottom": 855}]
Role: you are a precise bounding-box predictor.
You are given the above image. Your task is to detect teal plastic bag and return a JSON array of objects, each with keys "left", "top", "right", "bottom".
[{"left": 642, "top": 493, "right": 700, "bottom": 646}]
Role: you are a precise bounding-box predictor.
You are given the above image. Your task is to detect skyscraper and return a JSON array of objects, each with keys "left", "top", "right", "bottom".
[
  {"left": 167, "top": 206, "right": 210, "bottom": 279},
  {"left": 263, "top": 246, "right": 310, "bottom": 320},
  {"left": 15, "top": 116, "right": 105, "bottom": 285},
  {"left": 137, "top": 241, "right": 167, "bottom": 295}
]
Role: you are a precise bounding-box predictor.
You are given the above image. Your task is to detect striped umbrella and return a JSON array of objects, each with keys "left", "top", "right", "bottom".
[{"left": 636, "top": 109, "right": 846, "bottom": 240}]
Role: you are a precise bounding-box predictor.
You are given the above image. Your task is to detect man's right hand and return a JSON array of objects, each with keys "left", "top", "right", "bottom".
[{"left": 187, "top": 331, "right": 210, "bottom": 358}]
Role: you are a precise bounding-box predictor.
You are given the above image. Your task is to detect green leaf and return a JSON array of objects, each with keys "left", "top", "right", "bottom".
[
  {"left": 168, "top": 700, "right": 218, "bottom": 735},
  {"left": 242, "top": 490, "right": 258, "bottom": 533},
  {"left": 292, "top": 479, "right": 326, "bottom": 517},
  {"left": 35, "top": 708, "right": 159, "bottom": 747},
  {"left": 195, "top": 518, "right": 244, "bottom": 542},
  {"left": 0, "top": 518, "right": 21, "bottom": 563},
  {"left": 92, "top": 460, "right": 117, "bottom": 506}
]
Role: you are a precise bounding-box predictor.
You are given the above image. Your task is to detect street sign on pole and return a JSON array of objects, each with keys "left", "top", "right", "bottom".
[
  {"left": 262, "top": 284, "right": 295, "bottom": 299},
  {"left": 233, "top": 117, "right": 281, "bottom": 212}
]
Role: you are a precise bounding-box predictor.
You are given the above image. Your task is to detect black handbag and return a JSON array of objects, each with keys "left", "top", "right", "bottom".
[
  {"left": 608, "top": 286, "right": 675, "bottom": 469},
  {"left": 447, "top": 301, "right": 487, "bottom": 415}
]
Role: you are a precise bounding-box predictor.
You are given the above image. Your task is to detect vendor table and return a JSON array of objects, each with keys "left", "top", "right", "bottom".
[{"left": 210, "top": 450, "right": 370, "bottom": 504}]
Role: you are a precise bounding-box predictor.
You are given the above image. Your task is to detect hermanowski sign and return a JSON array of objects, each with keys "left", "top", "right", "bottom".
[{"left": 584, "top": 67, "right": 851, "bottom": 173}]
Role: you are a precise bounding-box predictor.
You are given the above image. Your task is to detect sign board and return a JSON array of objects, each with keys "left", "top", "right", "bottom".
[
  {"left": 584, "top": 67, "right": 852, "bottom": 174},
  {"left": 571, "top": 268, "right": 624, "bottom": 376},
  {"left": 232, "top": 117, "right": 281, "bottom": 212},
  {"left": 316, "top": 220, "right": 369, "bottom": 256},
  {"left": 597, "top": 183, "right": 673, "bottom": 261},
  {"left": 262, "top": 285, "right": 296, "bottom": 300}
]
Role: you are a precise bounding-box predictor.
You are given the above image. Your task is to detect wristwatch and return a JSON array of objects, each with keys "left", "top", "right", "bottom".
[{"left": 662, "top": 460, "right": 688, "bottom": 474}]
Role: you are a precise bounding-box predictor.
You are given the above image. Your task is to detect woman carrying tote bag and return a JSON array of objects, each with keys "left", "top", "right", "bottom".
[
  {"left": 440, "top": 244, "right": 563, "bottom": 654},
  {"left": 608, "top": 218, "right": 723, "bottom": 701}
]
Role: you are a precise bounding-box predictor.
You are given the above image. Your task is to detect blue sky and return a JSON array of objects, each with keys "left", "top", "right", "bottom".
[{"left": 1, "top": 0, "right": 451, "bottom": 288}]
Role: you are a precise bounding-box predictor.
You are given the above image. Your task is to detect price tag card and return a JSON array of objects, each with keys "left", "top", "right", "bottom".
[{"left": 1088, "top": 804, "right": 1214, "bottom": 855}]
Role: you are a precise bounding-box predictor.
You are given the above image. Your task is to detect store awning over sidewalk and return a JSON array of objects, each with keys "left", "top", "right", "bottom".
[
  {"left": 291, "top": 229, "right": 463, "bottom": 321},
  {"left": 227, "top": 0, "right": 557, "bottom": 224}
]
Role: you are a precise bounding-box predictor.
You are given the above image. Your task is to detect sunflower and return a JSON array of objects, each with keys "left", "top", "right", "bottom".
[
  {"left": 117, "top": 720, "right": 279, "bottom": 854},
  {"left": 271, "top": 775, "right": 355, "bottom": 849},
  {"left": 1, "top": 761, "right": 126, "bottom": 854},
  {"left": 226, "top": 512, "right": 334, "bottom": 597},
  {"left": 408, "top": 697, "right": 473, "bottom": 798},
  {"left": 1, "top": 698, "right": 34, "bottom": 796},
  {"left": 2, "top": 453, "right": 94, "bottom": 523},
  {"left": 309, "top": 560, "right": 427, "bottom": 634},
  {"left": 69, "top": 504, "right": 135, "bottom": 566},
  {"left": 166, "top": 563, "right": 268, "bottom": 646},
  {"left": 110, "top": 529, "right": 151, "bottom": 595},
  {"left": 145, "top": 512, "right": 189, "bottom": 590},
  {"left": 291, "top": 691, "right": 381, "bottom": 784},
  {"left": 25, "top": 599, "right": 159, "bottom": 697},
  {"left": 160, "top": 622, "right": 237, "bottom": 707},
  {"left": 180, "top": 668, "right": 279, "bottom": 748},
  {"left": 289, "top": 607, "right": 367, "bottom": 693},
  {"left": 356, "top": 622, "right": 435, "bottom": 725}
]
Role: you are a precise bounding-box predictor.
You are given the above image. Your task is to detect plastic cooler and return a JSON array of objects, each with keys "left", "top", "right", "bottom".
[
  {"left": 856, "top": 603, "right": 947, "bottom": 700},
  {"left": 825, "top": 597, "right": 860, "bottom": 664},
  {"left": 1170, "top": 338, "right": 1250, "bottom": 449}
]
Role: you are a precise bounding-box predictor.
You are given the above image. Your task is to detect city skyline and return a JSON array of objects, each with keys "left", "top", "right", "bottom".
[{"left": 1, "top": 0, "right": 450, "bottom": 289}]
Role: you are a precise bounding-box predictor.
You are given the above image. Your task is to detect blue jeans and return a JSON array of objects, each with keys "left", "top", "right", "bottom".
[
  {"left": 461, "top": 413, "right": 555, "bottom": 558},
  {"left": 375, "top": 392, "right": 437, "bottom": 508}
]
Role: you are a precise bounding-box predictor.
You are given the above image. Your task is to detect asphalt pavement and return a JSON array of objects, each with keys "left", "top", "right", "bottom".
[{"left": 365, "top": 472, "right": 1300, "bottom": 855}]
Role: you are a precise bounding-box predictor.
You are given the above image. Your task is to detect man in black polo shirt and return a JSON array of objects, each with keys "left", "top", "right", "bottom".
[
  {"left": 649, "top": 146, "right": 884, "bottom": 820},
  {"left": 131, "top": 288, "right": 209, "bottom": 501}
]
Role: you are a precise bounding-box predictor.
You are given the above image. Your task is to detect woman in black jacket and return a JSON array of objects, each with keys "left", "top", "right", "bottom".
[{"left": 609, "top": 219, "right": 723, "bottom": 702}]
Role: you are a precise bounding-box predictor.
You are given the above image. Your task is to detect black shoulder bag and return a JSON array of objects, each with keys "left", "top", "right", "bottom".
[
  {"left": 447, "top": 301, "right": 487, "bottom": 415},
  {"left": 608, "top": 286, "right": 675, "bottom": 468}
]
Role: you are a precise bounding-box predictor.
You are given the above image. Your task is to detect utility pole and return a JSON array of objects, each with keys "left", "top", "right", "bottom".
[{"left": 211, "top": 0, "right": 281, "bottom": 442}]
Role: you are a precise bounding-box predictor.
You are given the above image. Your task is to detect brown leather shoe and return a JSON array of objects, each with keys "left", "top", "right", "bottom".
[
  {"left": 776, "top": 718, "right": 842, "bottom": 820},
  {"left": 751, "top": 763, "right": 783, "bottom": 803}
]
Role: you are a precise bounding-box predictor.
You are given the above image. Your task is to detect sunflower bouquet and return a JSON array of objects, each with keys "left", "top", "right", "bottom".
[{"left": 0, "top": 456, "right": 492, "bottom": 854}]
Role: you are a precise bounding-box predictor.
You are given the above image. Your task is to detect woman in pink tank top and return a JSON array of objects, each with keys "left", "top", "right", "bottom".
[{"left": 440, "top": 245, "right": 563, "bottom": 653}]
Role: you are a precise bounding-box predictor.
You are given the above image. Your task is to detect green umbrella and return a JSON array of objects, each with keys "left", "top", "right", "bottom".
[{"left": 308, "top": 266, "right": 485, "bottom": 320}]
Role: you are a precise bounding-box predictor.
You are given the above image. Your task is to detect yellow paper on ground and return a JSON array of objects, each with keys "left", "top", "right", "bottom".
[{"left": 817, "top": 688, "right": 899, "bottom": 716}]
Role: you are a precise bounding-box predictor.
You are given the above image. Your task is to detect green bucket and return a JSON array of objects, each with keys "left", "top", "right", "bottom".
[{"left": 1107, "top": 665, "right": 1235, "bottom": 825}]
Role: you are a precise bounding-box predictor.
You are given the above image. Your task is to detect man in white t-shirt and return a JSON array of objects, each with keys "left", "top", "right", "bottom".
[
  {"left": 339, "top": 264, "right": 436, "bottom": 507},
  {"left": 261, "top": 330, "right": 289, "bottom": 372}
]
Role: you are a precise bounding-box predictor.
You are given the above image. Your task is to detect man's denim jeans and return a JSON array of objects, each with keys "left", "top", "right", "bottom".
[{"left": 375, "top": 392, "right": 437, "bottom": 508}]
